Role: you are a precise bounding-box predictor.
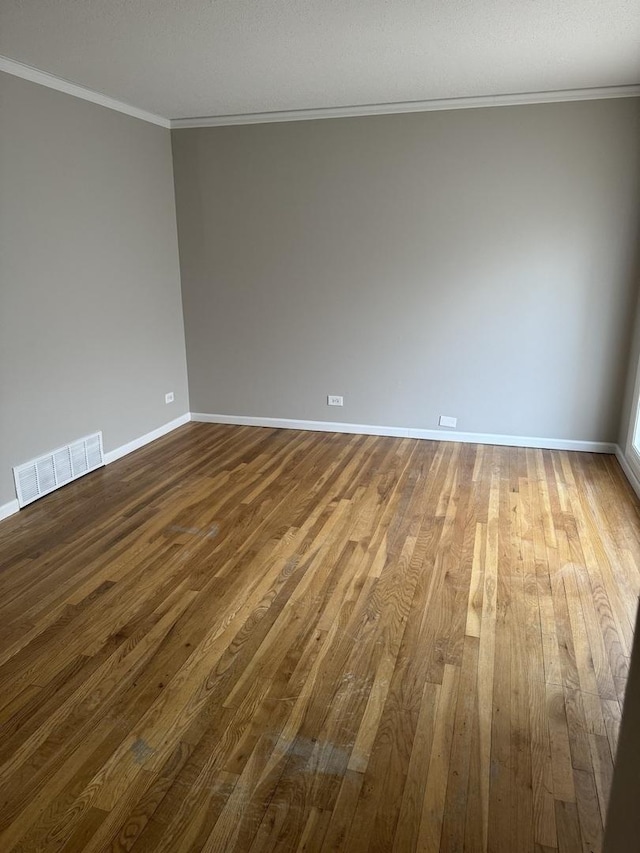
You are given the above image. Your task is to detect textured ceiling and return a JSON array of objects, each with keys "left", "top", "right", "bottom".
[{"left": 1, "top": 0, "right": 639, "bottom": 120}]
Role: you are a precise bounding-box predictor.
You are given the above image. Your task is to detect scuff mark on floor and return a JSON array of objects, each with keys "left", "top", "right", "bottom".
[
  {"left": 130, "top": 737, "right": 155, "bottom": 764},
  {"left": 168, "top": 523, "right": 220, "bottom": 540}
]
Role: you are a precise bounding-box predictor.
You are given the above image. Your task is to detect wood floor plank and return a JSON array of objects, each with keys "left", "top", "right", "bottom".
[
  {"left": 415, "top": 663, "right": 460, "bottom": 853},
  {"left": 0, "top": 423, "right": 638, "bottom": 852}
]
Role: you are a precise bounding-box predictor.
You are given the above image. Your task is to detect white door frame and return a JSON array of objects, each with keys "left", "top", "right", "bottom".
[{"left": 625, "top": 354, "right": 640, "bottom": 484}]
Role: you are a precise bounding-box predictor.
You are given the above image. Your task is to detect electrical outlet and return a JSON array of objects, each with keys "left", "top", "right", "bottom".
[
  {"left": 327, "top": 395, "right": 344, "bottom": 407},
  {"left": 439, "top": 415, "right": 457, "bottom": 428},
  {"left": 165, "top": 392, "right": 175, "bottom": 404}
]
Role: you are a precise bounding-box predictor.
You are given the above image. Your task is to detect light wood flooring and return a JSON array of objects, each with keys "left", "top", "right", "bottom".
[{"left": 0, "top": 423, "right": 639, "bottom": 852}]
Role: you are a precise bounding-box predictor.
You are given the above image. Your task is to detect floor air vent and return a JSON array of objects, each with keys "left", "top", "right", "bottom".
[{"left": 13, "top": 432, "right": 104, "bottom": 508}]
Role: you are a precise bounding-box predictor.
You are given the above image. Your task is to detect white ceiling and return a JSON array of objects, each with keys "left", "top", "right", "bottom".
[{"left": 1, "top": 0, "right": 639, "bottom": 123}]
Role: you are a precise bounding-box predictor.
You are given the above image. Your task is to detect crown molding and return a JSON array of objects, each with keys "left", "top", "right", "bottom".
[
  {"left": 170, "top": 84, "right": 640, "bottom": 128},
  {"left": 1, "top": 54, "right": 637, "bottom": 130},
  {"left": 0, "top": 55, "right": 170, "bottom": 128}
]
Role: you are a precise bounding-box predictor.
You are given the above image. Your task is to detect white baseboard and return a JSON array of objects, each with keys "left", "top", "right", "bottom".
[
  {"left": 406, "top": 428, "right": 615, "bottom": 453},
  {"left": 190, "top": 412, "right": 616, "bottom": 453},
  {"left": 192, "top": 412, "right": 408, "bottom": 438},
  {"left": 0, "top": 499, "right": 20, "bottom": 521},
  {"left": 0, "top": 412, "right": 621, "bottom": 528},
  {"left": 103, "top": 413, "right": 191, "bottom": 465},
  {"left": 615, "top": 446, "right": 640, "bottom": 499},
  {"left": 0, "top": 415, "right": 191, "bottom": 525}
]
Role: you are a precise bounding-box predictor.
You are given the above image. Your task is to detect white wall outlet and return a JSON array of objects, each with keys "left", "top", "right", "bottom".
[
  {"left": 439, "top": 415, "right": 457, "bottom": 428},
  {"left": 165, "top": 392, "right": 175, "bottom": 404},
  {"left": 327, "top": 395, "right": 344, "bottom": 407}
]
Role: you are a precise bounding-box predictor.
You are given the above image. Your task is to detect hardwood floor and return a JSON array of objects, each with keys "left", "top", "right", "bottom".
[{"left": 0, "top": 423, "right": 638, "bottom": 852}]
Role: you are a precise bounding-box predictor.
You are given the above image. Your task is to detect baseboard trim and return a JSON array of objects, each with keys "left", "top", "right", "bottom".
[
  {"left": 0, "top": 499, "right": 20, "bottom": 521},
  {"left": 191, "top": 412, "right": 616, "bottom": 453},
  {"left": 0, "top": 414, "right": 191, "bottom": 525},
  {"left": 614, "top": 446, "right": 640, "bottom": 500},
  {"left": 103, "top": 413, "right": 191, "bottom": 465},
  {"left": 0, "top": 414, "right": 623, "bottom": 526},
  {"left": 406, "top": 428, "right": 615, "bottom": 453}
]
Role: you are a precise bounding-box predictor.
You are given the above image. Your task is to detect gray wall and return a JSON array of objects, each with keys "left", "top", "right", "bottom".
[
  {"left": 0, "top": 72, "right": 189, "bottom": 506},
  {"left": 173, "top": 100, "right": 640, "bottom": 442}
]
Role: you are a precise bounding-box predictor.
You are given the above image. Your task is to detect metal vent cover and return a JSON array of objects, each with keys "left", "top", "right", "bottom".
[{"left": 13, "top": 432, "right": 104, "bottom": 508}]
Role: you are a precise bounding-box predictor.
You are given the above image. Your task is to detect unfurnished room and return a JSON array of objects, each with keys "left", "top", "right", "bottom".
[{"left": 1, "top": 2, "right": 640, "bottom": 851}]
